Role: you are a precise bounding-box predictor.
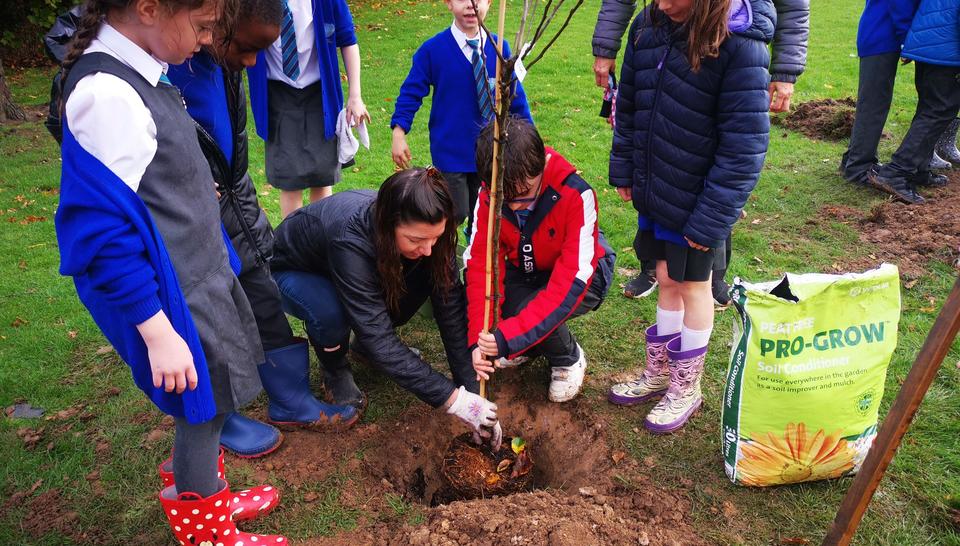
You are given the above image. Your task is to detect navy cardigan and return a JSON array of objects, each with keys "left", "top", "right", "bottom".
[{"left": 610, "top": 2, "right": 773, "bottom": 248}]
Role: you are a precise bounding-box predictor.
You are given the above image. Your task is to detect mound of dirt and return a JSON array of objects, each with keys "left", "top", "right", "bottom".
[
  {"left": 774, "top": 97, "right": 857, "bottom": 141},
  {"left": 392, "top": 486, "right": 703, "bottom": 546},
  {"left": 819, "top": 174, "right": 960, "bottom": 278}
]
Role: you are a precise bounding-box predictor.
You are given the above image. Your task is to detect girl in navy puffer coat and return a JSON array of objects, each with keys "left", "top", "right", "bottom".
[{"left": 607, "top": 0, "right": 772, "bottom": 433}]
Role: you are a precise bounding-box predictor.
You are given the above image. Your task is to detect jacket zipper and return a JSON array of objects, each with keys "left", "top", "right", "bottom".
[
  {"left": 645, "top": 42, "right": 672, "bottom": 210},
  {"left": 195, "top": 121, "right": 267, "bottom": 267}
]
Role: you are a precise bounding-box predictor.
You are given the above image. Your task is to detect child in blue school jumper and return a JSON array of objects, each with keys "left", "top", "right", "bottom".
[
  {"left": 54, "top": 0, "right": 287, "bottom": 542},
  {"left": 390, "top": 0, "right": 533, "bottom": 230},
  {"left": 247, "top": 0, "right": 370, "bottom": 219},
  {"left": 168, "top": 0, "right": 359, "bottom": 455}
]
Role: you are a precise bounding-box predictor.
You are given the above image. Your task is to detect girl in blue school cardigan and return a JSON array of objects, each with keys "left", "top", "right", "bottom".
[{"left": 247, "top": 0, "right": 370, "bottom": 219}]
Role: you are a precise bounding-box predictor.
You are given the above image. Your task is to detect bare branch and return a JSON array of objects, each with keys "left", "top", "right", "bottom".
[
  {"left": 471, "top": 0, "right": 508, "bottom": 64},
  {"left": 527, "top": 0, "right": 566, "bottom": 54},
  {"left": 514, "top": 0, "right": 531, "bottom": 49},
  {"left": 522, "top": 0, "right": 584, "bottom": 70},
  {"left": 526, "top": 0, "right": 554, "bottom": 54}
]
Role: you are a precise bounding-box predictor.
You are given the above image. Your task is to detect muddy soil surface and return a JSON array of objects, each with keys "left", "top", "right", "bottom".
[
  {"left": 774, "top": 97, "right": 857, "bottom": 141},
  {"left": 254, "top": 377, "right": 705, "bottom": 545},
  {"left": 820, "top": 171, "right": 960, "bottom": 278}
]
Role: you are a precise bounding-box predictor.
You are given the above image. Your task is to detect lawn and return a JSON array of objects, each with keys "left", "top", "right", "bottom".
[{"left": 1, "top": 0, "right": 959, "bottom": 544}]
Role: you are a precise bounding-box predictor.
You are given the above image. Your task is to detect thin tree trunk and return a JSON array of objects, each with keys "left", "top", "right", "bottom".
[{"left": 0, "top": 59, "right": 27, "bottom": 123}]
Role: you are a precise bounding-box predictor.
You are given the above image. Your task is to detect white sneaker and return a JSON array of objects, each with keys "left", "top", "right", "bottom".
[
  {"left": 497, "top": 354, "right": 531, "bottom": 368},
  {"left": 548, "top": 344, "right": 587, "bottom": 402}
]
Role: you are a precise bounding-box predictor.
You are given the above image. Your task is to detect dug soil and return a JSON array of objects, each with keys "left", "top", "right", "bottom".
[
  {"left": 249, "top": 377, "right": 706, "bottom": 545},
  {"left": 819, "top": 171, "right": 960, "bottom": 278},
  {"left": 773, "top": 97, "right": 857, "bottom": 141}
]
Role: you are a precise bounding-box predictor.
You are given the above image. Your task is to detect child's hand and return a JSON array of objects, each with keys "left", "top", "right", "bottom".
[
  {"left": 346, "top": 96, "right": 371, "bottom": 127},
  {"left": 136, "top": 311, "right": 198, "bottom": 394},
  {"left": 477, "top": 331, "right": 499, "bottom": 358},
  {"left": 616, "top": 187, "right": 632, "bottom": 201},
  {"left": 472, "top": 347, "right": 496, "bottom": 381},
  {"left": 684, "top": 236, "right": 710, "bottom": 252},
  {"left": 391, "top": 127, "right": 412, "bottom": 168}
]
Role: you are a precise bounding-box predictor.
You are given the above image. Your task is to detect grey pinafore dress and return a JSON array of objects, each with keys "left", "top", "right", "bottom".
[{"left": 63, "top": 53, "right": 264, "bottom": 413}]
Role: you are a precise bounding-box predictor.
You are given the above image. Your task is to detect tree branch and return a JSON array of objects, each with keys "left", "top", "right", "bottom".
[{"left": 522, "top": 0, "right": 584, "bottom": 70}]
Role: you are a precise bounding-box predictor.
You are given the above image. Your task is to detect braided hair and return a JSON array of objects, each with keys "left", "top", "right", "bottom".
[{"left": 59, "top": 0, "right": 238, "bottom": 108}]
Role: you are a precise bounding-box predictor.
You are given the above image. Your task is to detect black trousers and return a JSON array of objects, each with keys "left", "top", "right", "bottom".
[
  {"left": 879, "top": 62, "right": 960, "bottom": 179},
  {"left": 501, "top": 273, "right": 606, "bottom": 367},
  {"left": 237, "top": 261, "right": 295, "bottom": 351},
  {"left": 441, "top": 171, "right": 481, "bottom": 233},
  {"left": 842, "top": 52, "right": 901, "bottom": 183}
]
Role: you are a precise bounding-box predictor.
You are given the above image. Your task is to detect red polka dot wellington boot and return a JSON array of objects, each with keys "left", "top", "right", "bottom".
[
  {"left": 158, "top": 449, "right": 280, "bottom": 522},
  {"left": 159, "top": 480, "right": 287, "bottom": 546}
]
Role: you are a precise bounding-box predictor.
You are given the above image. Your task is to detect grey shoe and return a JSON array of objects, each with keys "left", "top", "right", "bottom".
[
  {"left": 930, "top": 150, "right": 952, "bottom": 170},
  {"left": 935, "top": 118, "right": 960, "bottom": 166}
]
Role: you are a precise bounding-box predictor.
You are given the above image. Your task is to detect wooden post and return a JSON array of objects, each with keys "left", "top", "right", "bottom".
[
  {"left": 822, "top": 276, "right": 960, "bottom": 545},
  {"left": 480, "top": 0, "right": 509, "bottom": 400}
]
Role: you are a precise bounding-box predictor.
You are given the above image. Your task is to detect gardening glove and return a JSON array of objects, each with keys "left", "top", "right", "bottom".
[
  {"left": 447, "top": 386, "right": 499, "bottom": 444},
  {"left": 472, "top": 422, "right": 503, "bottom": 452}
]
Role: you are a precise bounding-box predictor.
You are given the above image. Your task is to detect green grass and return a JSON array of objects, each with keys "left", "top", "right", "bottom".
[{"left": 1, "top": 0, "right": 959, "bottom": 544}]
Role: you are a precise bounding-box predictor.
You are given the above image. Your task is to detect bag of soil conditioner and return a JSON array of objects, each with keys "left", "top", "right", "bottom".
[{"left": 721, "top": 263, "right": 901, "bottom": 487}]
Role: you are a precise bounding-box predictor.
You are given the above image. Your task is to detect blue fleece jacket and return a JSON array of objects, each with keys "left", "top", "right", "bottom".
[
  {"left": 390, "top": 29, "right": 533, "bottom": 173},
  {"left": 247, "top": 0, "right": 357, "bottom": 141},
  {"left": 857, "top": 0, "right": 921, "bottom": 57},
  {"left": 56, "top": 122, "right": 218, "bottom": 424},
  {"left": 169, "top": 51, "right": 234, "bottom": 164},
  {"left": 902, "top": 0, "right": 960, "bottom": 66}
]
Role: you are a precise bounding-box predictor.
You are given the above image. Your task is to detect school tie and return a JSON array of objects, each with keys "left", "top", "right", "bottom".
[
  {"left": 158, "top": 72, "right": 172, "bottom": 86},
  {"left": 280, "top": 0, "right": 301, "bottom": 81},
  {"left": 466, "top": 38, "right": 494, "bottom": 121}
]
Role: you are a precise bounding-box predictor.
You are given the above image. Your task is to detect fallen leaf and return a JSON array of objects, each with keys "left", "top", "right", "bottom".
[
  {"left": 67, "top": 330, "right": 78, "bottom": 339},
  {"left": 722, "top": 500, "right": 739, "bottom": 518},
  {"left": 904, "top": 279, "right": 918, "bottom": 289},
  {"left": 145, "top": 429, "right": 167, "bottom": 444},
  {"left": 611, "top": 450, "right": 626, "bottom": 464},
  {"left": 17, "top": 259, "right": 26, "bottom": 271},
  {"left": 303, "top": 491, "right": 319, "bottom": 502},
  {"left": 95, "top": 345, "right": 114, "bottom": 355},
  {"left": 11, "top": 317, "right": 28, "bottom": 328},
  {"left": 496, "top": 459, "right": 512, "bottom": 473}
]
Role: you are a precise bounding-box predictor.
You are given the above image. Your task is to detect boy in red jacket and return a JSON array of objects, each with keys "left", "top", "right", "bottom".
[{"left": 466, "top": 117, "right": 615, "bottom": 402}]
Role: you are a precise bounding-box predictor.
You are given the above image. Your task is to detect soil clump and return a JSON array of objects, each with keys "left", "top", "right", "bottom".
[{"left": 774, "top": 97, "right": 857, "bottom": 141}]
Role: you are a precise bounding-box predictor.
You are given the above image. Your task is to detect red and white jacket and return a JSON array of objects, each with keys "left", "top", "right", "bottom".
[{"left": 464, "top": 148, "right": 608, "bottom": 358}]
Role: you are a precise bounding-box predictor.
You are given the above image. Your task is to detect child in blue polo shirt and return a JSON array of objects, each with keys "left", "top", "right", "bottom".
[{"left": 390, "top": 0, "right": 533, "bottom": 230}]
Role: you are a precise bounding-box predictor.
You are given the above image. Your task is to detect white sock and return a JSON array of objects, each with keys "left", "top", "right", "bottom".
[
  {"left": 656, "top": 306, "right": 684, "bottom": 336},
  {"left": 680, "top": 324, "right": 713, "bottom": 351}
]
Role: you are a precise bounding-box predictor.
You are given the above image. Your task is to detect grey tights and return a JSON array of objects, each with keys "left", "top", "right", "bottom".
[{"left": 172, "top": 414, "right": 225, "bottom": 498}]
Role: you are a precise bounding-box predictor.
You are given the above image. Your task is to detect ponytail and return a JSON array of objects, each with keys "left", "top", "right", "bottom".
[{"left": 59, "top": 0, "right": 108, "bottom": 106}]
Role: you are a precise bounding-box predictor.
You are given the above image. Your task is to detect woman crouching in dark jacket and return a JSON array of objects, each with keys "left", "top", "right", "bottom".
[
  {"left": 270, "top": 168, "right": 502, "bottom": 448},
  {"left": 606, "top": 0, "right": 771, "bottom": 434}
]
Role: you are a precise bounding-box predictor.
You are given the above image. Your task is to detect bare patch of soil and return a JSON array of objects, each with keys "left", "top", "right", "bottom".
[
  {"left": 774, "top": 97, "right": 857, "bottom": 141},
  {"left": 249, "top": 376, "right": 705, "bottom": 544},
  {"left": 16, "top": 488, "right": 108, "bottom": 544},
  {"left": 819, "top": 174, "right": 960, "bottom": 277}
]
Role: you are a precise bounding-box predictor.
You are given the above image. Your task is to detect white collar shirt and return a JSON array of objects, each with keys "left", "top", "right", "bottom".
[
  {"left": 450, "top": 22, "right": 488, "bottom": 64},
  {"left": 64, "top": 23, "right": 169, "bottom": 192},
  {"left": 264, "top": 0, "right": 322, "bottom": 88}
]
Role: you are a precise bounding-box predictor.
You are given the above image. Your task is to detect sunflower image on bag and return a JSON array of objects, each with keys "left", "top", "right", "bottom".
[{"left": 721, "top": 264, "right": 900, "bottom": 487}]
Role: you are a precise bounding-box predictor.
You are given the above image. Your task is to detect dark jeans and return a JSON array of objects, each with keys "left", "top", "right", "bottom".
[
  {"left": 237, "top": 262, "right": 295, "bottom": 351},
  {"left": 272, "top": 270, "right": 351, "bottom": 349},
  {"left": 878, "top": 62, "right": 960, "bottom": 179},
  {"left": 441, "top": 171, "right": 481, "bottom": 233},
  {"left": 502, "top": 271, "right": 609, "bottom": 367},
  {"left": 842, "top": 52, "right": 901, "bottom": 183}
]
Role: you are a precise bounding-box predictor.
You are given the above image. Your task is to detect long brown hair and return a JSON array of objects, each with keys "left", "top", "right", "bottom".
[
  {"left": 645, "top": 0, "right": 732, "bottom": 72},
  {"left": 373, "top": 168, "right": 458, "bottom": 315},
  {"left": 59, "top": 0, "right": 237, "bottom": 104}
]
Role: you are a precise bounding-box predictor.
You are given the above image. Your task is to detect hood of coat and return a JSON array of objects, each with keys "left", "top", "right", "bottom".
[{"left": 730, "top": 0, "right": 776, "bottom": 43}]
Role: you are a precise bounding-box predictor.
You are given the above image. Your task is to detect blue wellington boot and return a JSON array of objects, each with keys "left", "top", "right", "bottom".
[
  {"left": 259, "top": 340, "right": 359, "bottom": 431},
  {"left": 220, "top": 412, "right": 284, "bottom": 458}
]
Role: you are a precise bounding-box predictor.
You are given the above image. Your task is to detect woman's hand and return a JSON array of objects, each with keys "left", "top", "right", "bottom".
[
  {"left": 136, "top": 311, "right": 197, "bottom": 394},
  {"left": 768, "top": 81, "right": 795, "bottom": 113},
  {"left": 593, "top": 57, "right": 616, "bottom": 89},
  {"left": 685, "top": 236, "right": 710, "bottom": 252},
  {"left": 346, "top": 95, "right": 371, "bottom": 127},
  {"left": 616, "top": 187, "right": 632, "bottom": 202}
]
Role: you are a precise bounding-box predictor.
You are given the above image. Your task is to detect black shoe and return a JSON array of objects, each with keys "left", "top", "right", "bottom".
[
  {"left": 712, "top": 277, "right": 731, "bottom": 306},
  {"left": 911, "top": 171, "right": 949, "bottom": 188},
  {"left": 623, "top": 271, "right": 658, "bottom": 298},
  {"left": 866, "top": 168, "right": 926, "bottom": 204}
]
